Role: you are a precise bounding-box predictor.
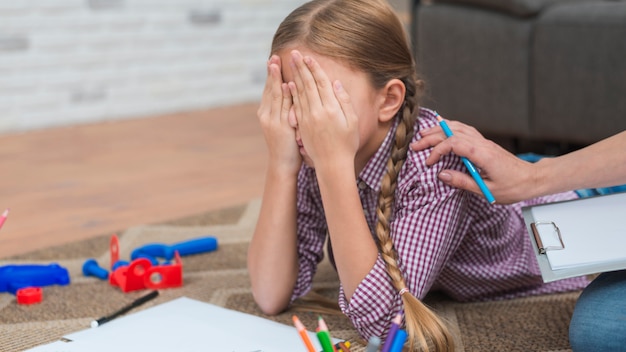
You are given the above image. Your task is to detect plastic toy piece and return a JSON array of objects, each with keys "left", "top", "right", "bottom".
[
  {"left": 109, "top": 257, "right": 153, "bottom": 293},
  {"left": 110, "top": 234, "right": 120, "bottom": 270},
  {"left": 112, "top": 260, "right": 129, "bottom": 271},
  {"left": 109, "top": 252, "right": 183, "bottom": 292},
  {"left": 82, "top": 259, "right": 109, "bottom": 280},
  {"left": 0, "top": 264, "right": 70, "bottom": 294},
  {"left": 144, "top": 251, "right": 182, "bottom": 290},
  {"left": 16, "top": 287, "right": 43, "bottom": 305},
  {"left": 130, "top": 236, "right": 218, "bottom": 262},
  {"left": 130, "top": 253, "right": 159, "bottom": 266}
]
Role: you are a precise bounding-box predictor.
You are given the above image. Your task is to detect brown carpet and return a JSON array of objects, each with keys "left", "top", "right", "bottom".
[{"left": 0, "top": 199, "right": 581, "bottom": 352}]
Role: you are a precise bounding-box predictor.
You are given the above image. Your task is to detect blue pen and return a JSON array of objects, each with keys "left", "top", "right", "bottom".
[
  {"left": 388, "top": 329, "right": 408, "bottom": 352},
  {"left": 435, "top": 113, "right": 496, "bottom": 204}
]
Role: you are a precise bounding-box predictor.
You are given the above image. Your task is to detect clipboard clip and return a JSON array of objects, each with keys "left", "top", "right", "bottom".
[{"left": 531, "top": 221, "right": 565, "bottom": 254}]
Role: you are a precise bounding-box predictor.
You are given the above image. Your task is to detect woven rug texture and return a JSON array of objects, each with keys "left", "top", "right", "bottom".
[{"left": 0, "top": 199, "right": 581, "bottom": 352}]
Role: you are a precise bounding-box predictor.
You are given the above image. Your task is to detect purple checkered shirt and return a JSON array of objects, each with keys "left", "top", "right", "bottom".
[{"left": 291, "top": 107, "right": 588, "bottom": 340}]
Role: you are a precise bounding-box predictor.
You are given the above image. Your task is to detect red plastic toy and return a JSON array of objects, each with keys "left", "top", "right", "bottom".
[
  {"left": 16, "top": 287, "right": 43, "bottom": 305},
  {"left": 110, "top": 233, "right": 120, "bottom": 270},
  {"left": 109, "top": 252, "right": 182, "bottom": 293}
]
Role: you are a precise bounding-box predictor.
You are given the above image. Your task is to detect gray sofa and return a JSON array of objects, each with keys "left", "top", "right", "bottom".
[{"left": 412, "top": 0, "right": 626, "bottom": 147}]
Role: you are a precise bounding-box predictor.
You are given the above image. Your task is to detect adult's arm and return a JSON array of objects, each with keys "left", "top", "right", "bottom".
[{"left": 410, "top": 121, "right": 626, "bottom": 204}]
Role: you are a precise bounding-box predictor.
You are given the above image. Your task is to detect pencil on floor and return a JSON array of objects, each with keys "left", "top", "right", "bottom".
[
  {"left": 335, "top": 341, "right": 352, "bottom": 352},
  {"left": 381, "top": 312, "right": 402, "bottom": 352},
  {"left": 0, "top": 208, "right": 9, "bottom": 231},
  {"left": 388, "top": 329, "right": 407, "bottom": 352},
  {"left": 292, "top": 315, "right": 316, "bottom": 352},
  {"left": 317, "top": 316, "right": 337, "bottom": 352}
]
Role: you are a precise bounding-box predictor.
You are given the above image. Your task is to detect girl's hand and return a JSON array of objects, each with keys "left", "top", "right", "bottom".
[
  {"left": 288, "top": 50, "right": 359, "bottom": 170},
  {"left": 257, "top": 55, "right": 301, "bottom": 174}
]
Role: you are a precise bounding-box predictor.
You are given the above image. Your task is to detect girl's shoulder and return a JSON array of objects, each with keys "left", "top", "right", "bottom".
[
  {"left": 404, "top": 107, "right": 465, "bottom": 175},
  {"left": 415, "top": 107, "right": 439, "bottom": 134}
]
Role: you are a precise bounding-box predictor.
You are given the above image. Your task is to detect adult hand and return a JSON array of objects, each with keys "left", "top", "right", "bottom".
[
  {"left": 410, "top": 119, "right": 536, "bottom": 204},
  {"left": 287, "top": 50, "right": 359, "bottom": 170},
  {"left": 257, "top": 55, "right": 301, "bottom": 174}
]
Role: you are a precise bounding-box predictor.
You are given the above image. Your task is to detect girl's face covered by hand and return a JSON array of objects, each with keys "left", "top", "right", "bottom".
[{"left": 278, "top": 47, "right": 391, "bottom": 171}]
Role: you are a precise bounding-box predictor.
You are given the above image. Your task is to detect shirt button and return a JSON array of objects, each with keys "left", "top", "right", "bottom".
[{"left": 358, "top": 181, "right": 367, "bottom": 190}]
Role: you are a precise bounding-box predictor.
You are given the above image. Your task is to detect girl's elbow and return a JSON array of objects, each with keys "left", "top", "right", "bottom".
[{"left": 253, "top": 293, "right": 289, "bottom": 315}]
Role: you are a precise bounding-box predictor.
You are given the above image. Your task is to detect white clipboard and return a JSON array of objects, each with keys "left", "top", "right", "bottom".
[{"left": 522, "top": 192, "right": 626, "bottom": 282}]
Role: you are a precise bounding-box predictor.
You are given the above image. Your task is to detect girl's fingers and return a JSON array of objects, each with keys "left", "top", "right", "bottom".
[
  {"left": 288, "top": 81, "right": 302, "bottom": 125},
  {"left": 332, "top": 80, "right": 356, "bottom": 127},
  {"left": 290, "top": 50, "right": 316, "bottom": 116},
  {"left": 269, "top": 63, "right": 284, "bottom": 116},
  {"left": 258, "top": 56, "right": 284, "bottom": 121},
  {"left": 301, "top": 54, "right": 336, "bottom": 111},
  {"left": 288, "top": 104, "right": 298, "bottom": 128},
  {"left": 280, "top": 82, "right": 292, "bottom": 124},
  {"left": 258, "top": 59, "right": 275, "bottom": 118}
]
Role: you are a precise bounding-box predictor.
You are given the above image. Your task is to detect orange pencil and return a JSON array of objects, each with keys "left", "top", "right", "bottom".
[
  {"left": 292, "top": 315, "right": 316, "bottom": 352},
  {"left": 0, "top": 208, "right": 9, "bottom": 231}
]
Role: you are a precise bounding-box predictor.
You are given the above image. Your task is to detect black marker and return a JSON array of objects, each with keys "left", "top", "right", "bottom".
[{"left": 91, "top": 290, "right": 159, "bottom": 328}]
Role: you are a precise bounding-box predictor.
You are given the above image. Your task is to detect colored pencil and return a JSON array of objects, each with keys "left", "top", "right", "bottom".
[
  {"left": 317, "top": 316, "right": 337, "bottom": 352},
  {"left": 435, "top": 113, "right": 496, "bottom": 204},
  {"left": 389, "top": 329, "right": 408, "bottom": 352},
  {"left": 0, "top": 208, "right": 9, "bottom": 231},
  {"left": 381, "top": 312, "right": 402, "bottom": 352},
  {"left": 336, "top": 341, "right": 352, "bottom": 352},
  {"left": 292, "top": 315, "right": 316, "bottom": 352}
]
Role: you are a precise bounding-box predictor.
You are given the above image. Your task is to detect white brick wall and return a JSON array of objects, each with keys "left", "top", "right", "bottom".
[
  {"left": 0, "top": 0, "right": 308, "bottom": 133},
  {"left": 0, "top": 0, "right": 409, "bottom": 134}
]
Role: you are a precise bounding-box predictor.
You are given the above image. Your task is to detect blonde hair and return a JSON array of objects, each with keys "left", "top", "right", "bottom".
[{"left": 272, "top": 0, "right": 455, "bottom": 351}]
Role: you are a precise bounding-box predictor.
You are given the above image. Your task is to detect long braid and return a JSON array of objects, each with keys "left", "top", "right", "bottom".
[{"left": 374, "top": 77, "right": 455, "bottom": 352}]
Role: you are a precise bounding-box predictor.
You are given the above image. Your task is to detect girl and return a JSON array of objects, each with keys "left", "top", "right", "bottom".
[{"left": 247, "top": 0, "right": 588, "bottom": 350}]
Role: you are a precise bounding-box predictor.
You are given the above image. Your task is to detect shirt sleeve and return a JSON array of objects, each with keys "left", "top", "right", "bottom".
[
  {"left": 339, "top": 150, "right": 471, "bottom": 340},
  {"left": 290, "top": 166, "right": 328, "bottom": 303}
]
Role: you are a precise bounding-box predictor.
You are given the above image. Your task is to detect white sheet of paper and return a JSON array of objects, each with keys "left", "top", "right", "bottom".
[
  {"left": 530, "top": 193, "right": 626, "bottom": 270},
  {"left": 26, "top": 297, "right": 336, "bottom": 352}
]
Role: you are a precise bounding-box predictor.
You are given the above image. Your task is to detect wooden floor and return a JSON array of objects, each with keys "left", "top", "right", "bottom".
[{"left": 0, "top": 102, "right": 267, "bottom": 258}]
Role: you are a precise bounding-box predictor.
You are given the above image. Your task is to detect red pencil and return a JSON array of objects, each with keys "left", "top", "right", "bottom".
[
  {"left": 0, "top": 208, "right": 9, "bottom": 231},
  {"left": 293, "top": 315, "right": 316, "bottom": 352}
]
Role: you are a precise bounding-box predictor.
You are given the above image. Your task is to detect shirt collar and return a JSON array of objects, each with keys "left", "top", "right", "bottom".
[{"left": 357, "top": 117, "right": 400, "bottom": 193}]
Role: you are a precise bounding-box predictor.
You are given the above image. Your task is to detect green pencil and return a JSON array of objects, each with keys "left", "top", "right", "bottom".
[{"left": 317, "top": 330, "right": 335, "bottom": 352}]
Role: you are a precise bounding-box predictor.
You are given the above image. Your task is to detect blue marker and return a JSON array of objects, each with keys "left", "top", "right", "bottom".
[
  {"left": 388, "top": 329, "right": 408, "bottom": 352},
  {"left": 435, "top": 113, "right": 496, "bottom": 204}
]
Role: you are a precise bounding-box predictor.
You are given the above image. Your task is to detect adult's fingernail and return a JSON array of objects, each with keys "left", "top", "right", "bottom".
[{"left": 438, "top": 172, "right": 452, "bottom": 182}]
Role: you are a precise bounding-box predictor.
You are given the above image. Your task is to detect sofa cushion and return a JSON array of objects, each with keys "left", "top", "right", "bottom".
[
  {"left": 532, "top": 2, "right": 626, "bottom": 143},
  {"left": 415, "top": 4, "right": 533, "bottom": 136},
  {"left": 433, "top": 0, "right": 602, "bottom": 17}
]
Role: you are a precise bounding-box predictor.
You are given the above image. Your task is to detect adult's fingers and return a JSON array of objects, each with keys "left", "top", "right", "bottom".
[{"left": 437, "top": 170, "right": 482, "bottom": 195}]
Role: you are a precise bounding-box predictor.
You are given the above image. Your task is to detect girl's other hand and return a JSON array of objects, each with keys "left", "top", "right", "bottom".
[{"left": 257, "top": 55, "right": 302, "bottom": 174}]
